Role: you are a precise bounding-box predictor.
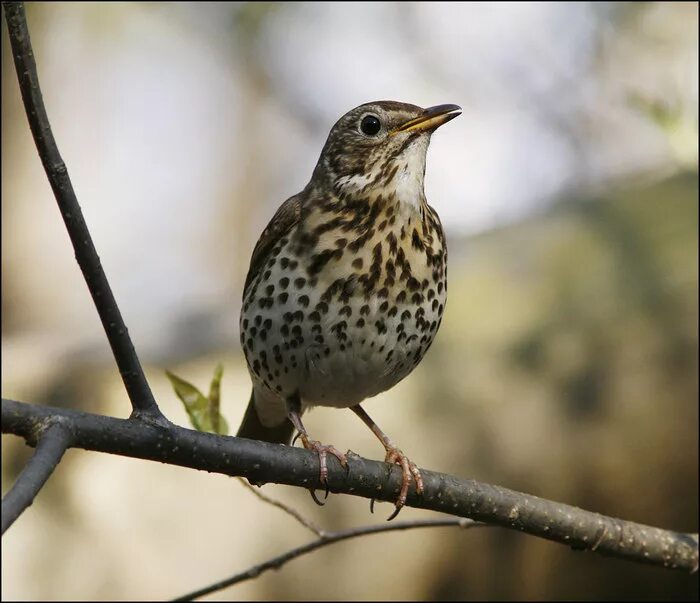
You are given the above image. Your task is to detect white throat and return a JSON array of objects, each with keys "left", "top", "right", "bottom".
[
  {"left": 392, "top": 137, "right": 428, "bottom": 211},
  {"left": 335, "top": 135, "right": 429, "bottom": 214}
]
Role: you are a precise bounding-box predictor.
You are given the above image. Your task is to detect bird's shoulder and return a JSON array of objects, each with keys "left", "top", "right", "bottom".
[{"left": 244, "top": 193, "right": 303, "bottom": 293}]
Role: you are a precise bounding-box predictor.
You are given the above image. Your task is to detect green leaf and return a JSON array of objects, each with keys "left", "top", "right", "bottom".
[
  {"left": 208, "top": 363, "right": 228, "bottom": 435},
  {"left": 166, "top": 365, "right": 230, "bottom": 435},
  {"left": 166, "top": 370, "right": 214, "bottom": 433}
]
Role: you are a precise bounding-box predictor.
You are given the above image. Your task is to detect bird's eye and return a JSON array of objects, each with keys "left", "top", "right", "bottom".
[{"left": 360, "top": 115, "right": 381, "bottom": 136}]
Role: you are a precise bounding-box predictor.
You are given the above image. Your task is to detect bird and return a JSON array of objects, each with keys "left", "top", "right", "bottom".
[{"left": 237, "top": 100, "right": 460, "bottom": 519}]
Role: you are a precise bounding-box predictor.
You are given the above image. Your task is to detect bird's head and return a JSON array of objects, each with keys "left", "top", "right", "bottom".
[{"left": 311, "top": 101, "right": 461, "bottom": 208}]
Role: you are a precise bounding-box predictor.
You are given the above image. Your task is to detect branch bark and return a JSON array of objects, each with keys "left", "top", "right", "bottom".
[
  {"left": 1, "top": 422, "right": 72, "bottom": 535},
  {"left": 2, "top": 1, "right": 165, "bottom": 424},
  {"left": 3, "top": 397, "right": 697, "bottom": 573}
]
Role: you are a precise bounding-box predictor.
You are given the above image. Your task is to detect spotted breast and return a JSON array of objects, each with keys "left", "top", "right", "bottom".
[{"left": 239, "top": 189, "right": 447, "bottom": 425}]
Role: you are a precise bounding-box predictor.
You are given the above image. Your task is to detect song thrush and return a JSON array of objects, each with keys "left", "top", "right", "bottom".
[{"left": 237, "top": 100, "right": 460, "bottom": 518}]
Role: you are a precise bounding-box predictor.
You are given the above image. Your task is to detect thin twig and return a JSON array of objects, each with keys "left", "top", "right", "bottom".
[
  {"left": 237, "top": 477, "right": 324, "bottom": 537},
  {"left": 173, "top": 517, "right": 482, "bottom": 601},
  {"left": 3, "top": 397, "right": 697, "bottom": 573},
  {"left": 1, "top": 422, "right": 72, "bottom": 534},
  {"left": 1, "top": 1, "right": 166, "bottom": 424}
]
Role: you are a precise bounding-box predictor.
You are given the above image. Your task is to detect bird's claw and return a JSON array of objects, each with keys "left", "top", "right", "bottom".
[
  {"left": 294, "top": 434, "right": 348, "bottom": 506},
  {"left": 309, "top": 488, "right": 326, "bottom": 506},
  {"left": 380, "top": 447, "right": 424, "bottom": 521}
]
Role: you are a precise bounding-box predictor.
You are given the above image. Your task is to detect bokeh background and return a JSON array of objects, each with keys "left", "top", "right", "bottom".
[{"left": 1, "top": 2, "right": 698, "bottom": 600}]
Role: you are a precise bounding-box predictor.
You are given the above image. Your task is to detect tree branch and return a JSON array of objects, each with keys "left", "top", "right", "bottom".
[
  {"left": 1, "top": 1, "right": 165, "bottom": 424},
  {"left": 189, "top": 479, "right": 481, "bottom": 600},
  {"left": 3, "top": 397, "right": 697, "bottom": 573},
  {"left": 1, "top": 422, "right": 72, "bottom": 534},
  {"left": 174, "top": 517, "right": 482, "bottom": 601},
  {"left": 237, "top": 477, "right": 324, "bottom": 537}
]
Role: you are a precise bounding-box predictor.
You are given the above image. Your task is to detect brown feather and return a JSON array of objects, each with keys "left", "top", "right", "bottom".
[{"left": 243, "top": 194, "right": 303, "bottom": 295}]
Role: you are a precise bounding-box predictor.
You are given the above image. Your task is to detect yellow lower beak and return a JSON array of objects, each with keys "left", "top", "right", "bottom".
[{"left": 392, "top": 104, "right": 462, "bottom": 134}]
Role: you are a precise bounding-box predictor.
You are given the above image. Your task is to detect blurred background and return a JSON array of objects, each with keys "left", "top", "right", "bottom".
[{"left": 1, "top": 1, "right": 697, "bottom": 600}]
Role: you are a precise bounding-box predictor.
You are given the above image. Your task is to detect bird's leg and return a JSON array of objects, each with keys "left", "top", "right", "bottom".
[
  {"left": 287, "top": 395, "right": 348, "bottom": 506},
  {"left": 351, "top": 404, "right": 424, "bottom": 520}
]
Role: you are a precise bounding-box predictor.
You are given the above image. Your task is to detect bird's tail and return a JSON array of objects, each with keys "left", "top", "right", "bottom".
[{"left": 236, "top": 390, "right": 295, "bottom": 445}]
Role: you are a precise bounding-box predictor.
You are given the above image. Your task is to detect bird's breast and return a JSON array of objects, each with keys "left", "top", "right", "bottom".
[{"left": 240, "top": 201, "right": 447, "bottom": 408}]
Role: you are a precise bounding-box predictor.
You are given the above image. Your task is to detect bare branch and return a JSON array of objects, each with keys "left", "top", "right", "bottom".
[
  {"left": 237, "top": 477, "right": 324, "bottom": 537},
  {"left": 173, "top": 517, "right": 482, "bottom": 601},
  {"left": 1, "top": 422, "right": 72, "bottom": 534},
  {"left": 1, "top": 1, "right": 166, "bottom": 424},
  {"left": 3, "top": 397, "right": 697, "bottom": 573}
]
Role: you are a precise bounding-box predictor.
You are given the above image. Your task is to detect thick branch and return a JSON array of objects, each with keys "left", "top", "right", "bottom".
[
  {"left": 1, "top": 422, "right": 72, "bottom": 534},
  {"left": 174, "top": 518, "right": 481, "bottom": 601},
  {"left": 2, "top": 1, "right": 164, "bottom": 423},
  {"left": 3, "top": 397, "right": 697, "bottom": 573}
]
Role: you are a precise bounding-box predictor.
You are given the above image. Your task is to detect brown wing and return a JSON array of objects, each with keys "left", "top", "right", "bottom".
[{"left": 243, "top": 194, "right": 302, "bottom": 295}]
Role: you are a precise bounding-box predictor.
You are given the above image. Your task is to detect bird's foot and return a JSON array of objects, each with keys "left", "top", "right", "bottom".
[
  {"left": 293, "top": 433, "right": 348, "bottom": 505},
  {"left": 380, "top": 447, "right": 424, "bottom": 521}
]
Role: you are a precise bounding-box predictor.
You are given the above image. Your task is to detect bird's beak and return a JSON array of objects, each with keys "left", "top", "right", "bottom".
[{"left": 392, "top": 104, "right": 462, "bottom": 135}]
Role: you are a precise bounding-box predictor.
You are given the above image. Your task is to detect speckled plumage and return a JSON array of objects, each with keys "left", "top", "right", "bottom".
[{"left": 237, "top": 100, "right": 460, "bottom": 516}]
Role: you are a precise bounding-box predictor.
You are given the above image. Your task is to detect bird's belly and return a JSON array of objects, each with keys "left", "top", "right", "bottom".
[
  {"left": 300, "top": 322, "right": 419, "bottom": 408},
  {"left": 240, "top": 264, "right": 446, "bottom": 409}
]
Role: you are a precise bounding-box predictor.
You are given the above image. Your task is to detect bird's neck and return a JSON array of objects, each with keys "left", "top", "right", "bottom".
[
  {"left": 303, "top": 183, "right": 427, "bottom": 238},
  {"left": 296, "top": 178, "right": 436, "bottom": 271},
  {"left": 295, "top": 181, "right": 443, "bottom": 289},
  {"left": 300, "top": 144, "right": 434, "bottom": 258},
  {"left": 340, "top": 170, "right": 427, "bottom": 212}
]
